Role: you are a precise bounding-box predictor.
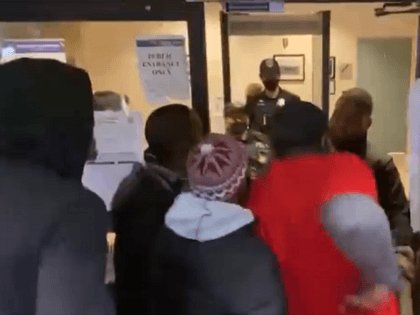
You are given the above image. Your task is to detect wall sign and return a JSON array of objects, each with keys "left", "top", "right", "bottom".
[
  {"left": 0, "top": 39, "right": 66, "bottom": 64},
  {"left": 136, "top": 36, "right": 190, "bottom": 104},
  {"left": 340, "top": 63, "right": 353, "bottom": 81}
]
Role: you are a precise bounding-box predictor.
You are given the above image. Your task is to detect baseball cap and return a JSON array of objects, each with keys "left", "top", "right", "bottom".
[{"left": 260, "top": 58, "right": 281, "bottom": 81}]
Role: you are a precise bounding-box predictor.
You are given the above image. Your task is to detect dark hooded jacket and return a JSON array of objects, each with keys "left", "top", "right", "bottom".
[
  {"left": 152, "top": 192, "right": 286, "bottom": 315},
  {"left": 112, "top": 161, "right": 184, "bottom": 315},
  {"left": 0, "top": 58, "right": 114, "bottom": 315}
]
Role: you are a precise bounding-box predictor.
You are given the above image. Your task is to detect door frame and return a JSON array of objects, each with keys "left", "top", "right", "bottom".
[
  {"left": 220, "top": 10, "right": 331, "bottom": 115},
  {"left": 0, "top": 1, "right": 210, "bottom": 134},
  {"left": 417, "top": 15, "right": 420, "bottom": 79}
]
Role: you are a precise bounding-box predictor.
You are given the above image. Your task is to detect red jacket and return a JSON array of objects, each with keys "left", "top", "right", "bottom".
[{"left": 247, "top": 152, "right": 399, "bottom": 315}]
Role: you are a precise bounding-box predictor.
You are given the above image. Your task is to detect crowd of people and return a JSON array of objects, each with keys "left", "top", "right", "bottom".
[{"left": 0, "top": 56, "right": 418, "bottom": 315}]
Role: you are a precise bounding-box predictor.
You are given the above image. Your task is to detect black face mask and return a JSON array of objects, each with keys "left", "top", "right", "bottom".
[
  {"left": 332, "top": 133, "right": 368, "bottom": 159},
  {"left": 263, "top": 80, "right": 279, "bottom": 92}
]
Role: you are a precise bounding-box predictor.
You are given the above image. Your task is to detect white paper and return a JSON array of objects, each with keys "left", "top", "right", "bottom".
[
  {"left": 93, "top": 110, "right": 145, "bottom": 163},
  {"left": 82, "top": 163, "right": 136, "bottom": 211},
  {"left": 83, "top": 109, "right": 146, "bottom": 211},
  {"left": 1, "top": 39, "right": 66, "bottom": 64},
  {"left": 136, "top": 36, "right": 190, "bottom": 104}
]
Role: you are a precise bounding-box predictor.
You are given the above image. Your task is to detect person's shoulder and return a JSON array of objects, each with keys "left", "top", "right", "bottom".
[
  {"left": 210, "top": 224, "right": 274, "bottom": 263},
  {"left": 111, "top": 162, "right": 148, "bottom": 210},
  {"left": 281, "top": 88, "right": 300, "bottom": 101},
  {"left": 76, "top": 185, "right": 107, "bottom": 211},
  {"left": 366, "top": 147, "right": 393, "bottom": 169},
  {"left": 53, "top": 176, "right": 108, "bottom": 221},
  {"left": 327, "top": 152, "right": 372, "bottom": 172},
  {"left": 195, "top": 225, "right": 277, "bottom": 287},
  {"left": 250, "top": 90, "right": 266, "bottom": 101},
  {"left": 321, "top": 153, "right": 377, "bottom": 199},
  {"left": 112, "top": 162, "right": 183, "bottom": 212},
  {"left": 200, "top": 224, "right": 284, "bottom": 313},
  {"left": 245, "top": 92, "right": 265, "bottom": 112}
]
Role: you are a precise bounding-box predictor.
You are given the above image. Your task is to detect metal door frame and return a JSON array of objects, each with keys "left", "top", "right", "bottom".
[{"left": 220, "top": 10, "right": 331, "bottom": 115}]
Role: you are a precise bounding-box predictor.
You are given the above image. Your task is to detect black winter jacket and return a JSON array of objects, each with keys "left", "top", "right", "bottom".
[
  {"left": 112, "top": 162, "right": 183, "bottom": 315},
  {"left": 0, "top": 58, "right": 114, "bottom": 315},
  {"left": 367, "top": 152, "right": 412, "bottom": 246},
  {"left": 332, "top": 134, "right": 412, "bottom": 246}
]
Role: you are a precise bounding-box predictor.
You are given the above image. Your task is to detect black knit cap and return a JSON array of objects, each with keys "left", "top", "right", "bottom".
[{"left": 269, "top": 101, "right": 328, "bottom": 156}]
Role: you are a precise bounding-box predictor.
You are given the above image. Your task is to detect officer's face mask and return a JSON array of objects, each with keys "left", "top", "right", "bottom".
[{"left": 263, "top": 80, "right": 279, "bottom": 92}]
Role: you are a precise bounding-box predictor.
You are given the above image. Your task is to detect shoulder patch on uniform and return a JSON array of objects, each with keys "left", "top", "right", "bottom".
[{"left": 277, "top": 98, "right": 285, "bottom": 107}]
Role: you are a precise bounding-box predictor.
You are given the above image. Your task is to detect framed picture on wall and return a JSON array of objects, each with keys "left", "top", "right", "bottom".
[
  {"left": 273, "top": 54, "right": 305, "bottom": 82},
  {"left": 329, "top": 56, "right": 336, "bottom": 79}
]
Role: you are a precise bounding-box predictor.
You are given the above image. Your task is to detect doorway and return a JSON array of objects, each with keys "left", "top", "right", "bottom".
[
  {"left": 221, "top": 11, "right": 330, "bottom": 114},
  {"left": 358, "top": 38, "right": 412, "bottom": 158}
]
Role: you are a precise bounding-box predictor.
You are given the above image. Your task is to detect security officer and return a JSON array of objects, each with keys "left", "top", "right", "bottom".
[{"left": 245, "top": 58, "right": 300, "bottom": 135}]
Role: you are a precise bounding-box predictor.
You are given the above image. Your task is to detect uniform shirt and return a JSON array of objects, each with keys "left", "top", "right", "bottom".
[{"left": 244, "top": 87, "right": 300, "bottom": 134}]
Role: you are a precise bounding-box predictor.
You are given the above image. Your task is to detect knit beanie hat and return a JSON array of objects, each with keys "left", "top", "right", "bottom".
[{"left": 187, "top": 134, "right": 248, "bottom": 201}]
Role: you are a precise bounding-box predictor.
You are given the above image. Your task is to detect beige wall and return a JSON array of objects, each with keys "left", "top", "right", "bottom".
[
  {"left": 204, "top": 2, "right": 418, "bottom": 122},
  {"left": 229, "top": 35, "right": 314, "bottom": 105},
  {"left": 1, "top": 21, "right": 190, "bottom": 120},
  {"left": 1, "top": 5, "right": 417, "bottom": 134},
  {"left": 204, "top": 3, "right": 225, "bottom": 133},
  {"left": 76, "top": 22, "right": 190, "bottom": 119}
]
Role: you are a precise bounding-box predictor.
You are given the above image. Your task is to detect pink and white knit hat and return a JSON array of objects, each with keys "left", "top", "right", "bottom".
[{"left": 187, "top": 133, "right": 248, "bottom": 201}]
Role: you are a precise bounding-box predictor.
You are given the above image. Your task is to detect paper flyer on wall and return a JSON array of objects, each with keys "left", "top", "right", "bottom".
[
  {"left": 136, "top": 35, "right": 190, "bottom": 104},
  {"left": 0, "top": 39, "right": 67, "bottom": 64},
  {"left": 93, "top": 110, "right": 145, "bottom": 163},
  {"left": 82, "top": 109, "right": 146, "bottom": 211}
]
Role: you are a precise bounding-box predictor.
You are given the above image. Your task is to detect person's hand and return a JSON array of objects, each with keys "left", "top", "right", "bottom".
[{"left": 339, "top": 285, "right": 393, "bottom": 313}]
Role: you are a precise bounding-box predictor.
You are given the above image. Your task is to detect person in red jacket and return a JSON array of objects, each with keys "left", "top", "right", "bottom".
[{"left": 246, "top": 101, "right": 400, "bottom": 315}]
